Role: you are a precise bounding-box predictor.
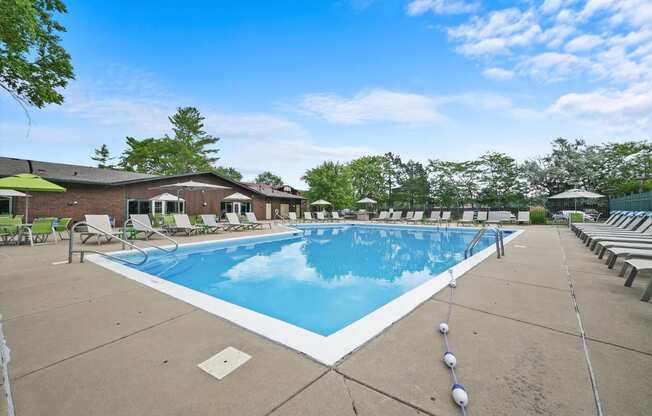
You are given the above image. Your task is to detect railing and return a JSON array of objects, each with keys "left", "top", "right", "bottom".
[
  {"left": 122, "top": 218, "right": 179, "bottom": 254},
  {"left": 68, "top": 222, "right": 148, "bottom": 266},
  {"left": 464, "top": 226, "right": 505, "bottom": 259}
]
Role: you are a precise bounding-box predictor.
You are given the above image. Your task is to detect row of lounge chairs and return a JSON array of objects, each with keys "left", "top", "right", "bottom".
[
  {"left": 0, "top": 215, "right": 72, "bottom": 246},
  {"left": 369, "top": 210, "right": 531, "bottom": 225},
  {"left": 572, "top": 211, "right": 652, "bottom": 302}
]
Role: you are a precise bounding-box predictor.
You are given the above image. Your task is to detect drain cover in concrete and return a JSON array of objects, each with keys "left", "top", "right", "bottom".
[{"left": 198, "top": 347, "right": 251, "bottom": 380}]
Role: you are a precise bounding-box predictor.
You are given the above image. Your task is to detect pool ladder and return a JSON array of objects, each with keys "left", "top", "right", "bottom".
[
  {"left": 464, "top": 226, "right": 505, "bottom": 259},
  {"left": 68, "top": 219, "right": 178, "bottom": 266}
]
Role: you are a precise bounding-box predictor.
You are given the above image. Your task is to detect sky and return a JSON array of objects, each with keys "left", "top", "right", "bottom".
[{"left": 1, "top": 0, "right": 651, "bottom": 187}]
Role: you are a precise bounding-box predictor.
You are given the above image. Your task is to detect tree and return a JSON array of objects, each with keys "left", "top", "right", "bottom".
[
  {"left": 302, "top": 162, "right": 353, "bottom": 209},
  {"left": 1, "top": 0, "right": 74, "bottom": 108},
  {"left": 392, "top": 159, "right": 430, "bottom": 208},
  {"left": 215, "top": 166, "right": 243, "bottom": 182},
  {"left": 477, "top": 152, "right": 526, "bottom": 206},
  {"left": 91, "top": 144, "right": 114, "bottom": 169},
  {"left": 255, "top": 171, "right": 284, "bottom": 187},
  {"left": 383, "top": 152, "right": 403, "bottom": 207},
  {"left": 348, "top": 155, "right": 391, "bottom": 205},
  {"left": 119, "top": 107, "right": 220, "bottom": 175}
]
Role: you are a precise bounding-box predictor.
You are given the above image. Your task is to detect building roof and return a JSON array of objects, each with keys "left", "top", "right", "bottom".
[
  {"left": 0, "top": 157, "right": 304, "bottom": 200},
  {"left": 0, "top": 157, "right": 155, "bottom": 185}
]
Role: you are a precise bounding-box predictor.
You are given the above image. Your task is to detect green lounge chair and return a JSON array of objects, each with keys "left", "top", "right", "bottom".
[
  {"left": 0, "top": 217, "right": 21, "bottom": 245},
  {"left": 54, "top": 217, "right": 72, "bottom": 240},
  {"left": 28, "top": 218, "right": 55, "bottom": 245}
]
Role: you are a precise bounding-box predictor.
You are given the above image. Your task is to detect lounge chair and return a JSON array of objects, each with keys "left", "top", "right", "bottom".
[
  {"left": 404, "top": 211, "right": 414, "bottom": 222},
  {"left": 225, "top": 213, "right": 257, "bottom": 231},
  {"left": 168, "top": 214, "right": 203, "bottom": 236},
  {"left": 304, "top": 212, "right": 314, "bottom": 222},
  {"left": 316, "top": 212, "right": 328, "bottom": 222},
  {"left": 605, "top": 246, "right": 652, "bottom": 269},
  {"left": 476, "top": 211, "right": 488, "bottom": 224},
  {"left": 407, "top": 211, "right": 423, "bottom": 224},
  {"left": 457, "top": 211, "right": 475, "bottom": 226},
  {"left": 288, "top": 212, "right": 298, "bottom": 222},
  {"left": 425, "top": 211, "right": 440, "bottom": 224},
  {"left": 596, "top": 240, "right": 652, "bottom": 259},
  {"left": 81, "top": 215, "right": 123, "bottom": 245},
  {"left": 517, "top": 211, "right": 530, "bottom": 224},
  {"left": 0, "top": 216, "right": 21, "bottom": 245},
  {"left": 372, "top": 211, "right": 388, "bottom": 222},
  {"left": 331, "top": 211, "right": 345, "bottom": 221},
  {"left": 54, "top": 217, "right": 72, "bottom": 240},
  {"left": 440, "top": 211, "right": 451, "bottom": 225},
  {"left": 24, "top": 218, "right": 55, "bottom": 245},
  {"left": 387, "top": 211, "right": 403, "bottom": 222},
  {"left": 621, "top": 258, "right": 652, "bottom": 301},
  {"left": 245, "top": 212, "right": 271, "bottom": 229},
  {"left": 200, "top": 214, "right": 225, "bottom": 233}
]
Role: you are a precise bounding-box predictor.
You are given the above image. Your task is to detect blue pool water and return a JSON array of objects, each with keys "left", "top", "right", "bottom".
[{"left": 119, "top": 225, "right": 506, "bottom": 336}]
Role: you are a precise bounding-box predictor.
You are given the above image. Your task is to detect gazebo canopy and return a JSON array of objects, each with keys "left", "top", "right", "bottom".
[
  {"left": 149, "top": 193, "right": 184, "bottom": 202},
  {"left": 0, "top": 173, "right": 66, "bottom": 192},
  {"left": 357, "top": 197, "right": 377, "bottom": 204},
  {"left": 223, "top": 192, "right": 252, "bottom": 202},
  {"left": 0, "top": 189, "right": 30, "bottom": 198},
  {"left": 310, "top": 199, "right": 331, "bottom": 206},
  {"left": 548, "top": 189, "right": 605, "bottom": 199}
]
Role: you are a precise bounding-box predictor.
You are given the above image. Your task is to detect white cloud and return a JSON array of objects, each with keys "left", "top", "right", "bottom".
[
  {"left": 564, "top": 34, "right": 603, "bottom": 52},
  {"left": 406, "top": 0, "right": 478, "bottom": 16},
  {"left": 482, "top": 67, "right": 516, "bottom": 80},
  {"left": 299, "top": 89, "right": 444, "bottom": 125}
]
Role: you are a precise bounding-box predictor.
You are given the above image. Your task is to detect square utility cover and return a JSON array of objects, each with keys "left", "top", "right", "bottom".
[{"left": 198, "top": 347, "right": 251, "bottom": 380}]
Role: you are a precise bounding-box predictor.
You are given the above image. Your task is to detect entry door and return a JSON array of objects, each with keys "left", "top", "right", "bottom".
[
  {"left": 265, "top": 203, "right": 272, "bottom": 220},
  {"left": 233, "top": 202, "right": 241, "bottom": 214},
  {"left": 280, "top": 204, "right": 289, "bottom": 217}
]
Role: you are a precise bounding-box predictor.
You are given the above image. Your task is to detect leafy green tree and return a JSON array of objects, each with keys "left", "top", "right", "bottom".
[
  {"left": 392, "top": 160, "right": 430, "bottom": 209},
  {"left": 119, "top": 107, "right": 219, "bottom": 175},
  {"left": 302, "top": 162, "right": 353, "bottom": 209},
  {"left": 383, "top": 152, "right": 403, "bottom": 207},
  {"left": 478, "top": 152, "right": 526, "bottom": 206},
  {"left": 255, "top": 171, "right": 284, "bottom": 187},
  {"left": 349, "top": 155, "right": 391, "bottom": 205},
  {"left": 1, "top": 0, "right": 74, "bottom": 107},
  {"left": 91, "top": 144, "right": 114, "bottom": 169},
  {"left": 215, "top": 166, "right": 243, "bottom": 181}
]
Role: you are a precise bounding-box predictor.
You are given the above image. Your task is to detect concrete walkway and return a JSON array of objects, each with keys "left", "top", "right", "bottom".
[{"left": 0, "top": 225, "right": 650, "bottom": 415}]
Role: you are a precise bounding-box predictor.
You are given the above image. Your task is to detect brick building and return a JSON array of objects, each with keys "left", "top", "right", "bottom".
[{"left": 0, "top": 157, "right": 305, "bottom": 224}]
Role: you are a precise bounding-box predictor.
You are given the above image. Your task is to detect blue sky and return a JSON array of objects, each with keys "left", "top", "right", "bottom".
[{"left": 1, "top": 0, "right": 651, "bottom": 187}]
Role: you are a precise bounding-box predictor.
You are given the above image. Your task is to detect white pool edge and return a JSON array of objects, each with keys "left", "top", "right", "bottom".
[{"left": 88, "top": 224, "right": 524, "bottom": 365}]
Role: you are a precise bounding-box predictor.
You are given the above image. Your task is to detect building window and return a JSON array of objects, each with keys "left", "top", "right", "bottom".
[
  {"left": 0, "top": 197, "right": 10, "bottom": 215},
  {"left": 127, "top": 200, "right": 151, "bottom": 216},
  {"left": 165, "top": 200, "right": 184, "bottom": 214},
  {"left": 220, "top": 201, "right": 251, "bottom": 216}
]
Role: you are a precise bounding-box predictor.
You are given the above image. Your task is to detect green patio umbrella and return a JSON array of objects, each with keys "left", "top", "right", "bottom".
[{"left": 0, "top": 173, "right": 66, "bottom": 220}]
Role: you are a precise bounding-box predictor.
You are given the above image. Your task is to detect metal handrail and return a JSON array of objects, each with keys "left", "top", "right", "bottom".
[
  {"left": 122, "top": 218, "right": 179, "bottom": 253},
  {"left": 464, "top": 226, "right": 505, "bottom": 259},
  {"left": 68, "top": 221, "right": 148, "bottom": 266}
]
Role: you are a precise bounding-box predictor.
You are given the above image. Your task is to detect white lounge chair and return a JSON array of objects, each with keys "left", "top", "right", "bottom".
[
  {"left": 407, "top": 211, "right": 423, "bottom": 223},
  {"left": 225, "top": 213, "right": 256, "bottom": 231},
  {"left": 288, "top": 212, "right": 298, "bottom": 222},
  {"left": 440, "top": 211, "right": 451, "bottom": 224},
  {"left": 621, "top": 258, "right": 652, "bottom": 301},
  {"left": 372, "top": 211, "right": 388, "bottom": 222},
  {"left": 245, "top": 212, "right": 271, "bottom": 229},
  {"left": 200, "top": 214, "right": 224, "bottom": 233},
  {"left": 404, "top": 211, "right": 414, "bottom": 222},
  {"left": 425, "top": 211, "right": 440, "bottom": 224},
  {"left": 331, "top": 211, "right": 345, "bottom": 221},
  {"left": 387, "top": 211, "right": 403, "bottom": 222},
  {"left": 605, "top": 246, "right": 652, "bottom": 269},
  {"left": 316, "top": 212, "right": 328, "bottom": 222},
  {"left": 128, "top": 214, "right": 165, "bottom": 239},
  {"left": 457, "top": 211, "right": 475, "bottom": 226},
  {"left": 304, "top": 212, "right": 314, "bottom": 222},
  {"left": 170, "top": 214, "right": 203, "bottom": 236},
  {"left": 476, "top": 211, "right": 488, "bottom": 224},
  {"left": 81, "top": 215, "right": 123, "bottom": 245},
  {"left": 517, "top": 211, "right": 530, "bottom": 224}
]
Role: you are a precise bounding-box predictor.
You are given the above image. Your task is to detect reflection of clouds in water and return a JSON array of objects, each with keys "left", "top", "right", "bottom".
[{"left": 223, "top": 240, "right": 434, "bottom": 290}]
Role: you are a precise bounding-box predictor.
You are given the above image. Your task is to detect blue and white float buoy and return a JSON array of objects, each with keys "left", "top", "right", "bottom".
[
  {"left": 439, "top": 322, "right": 449, "bottom": 334},
  {"left": 452, "top": 383, "right": 469, "bottom": 408},
  {"left": 443, "top": 351, "right": 457, "bottom": 368}
]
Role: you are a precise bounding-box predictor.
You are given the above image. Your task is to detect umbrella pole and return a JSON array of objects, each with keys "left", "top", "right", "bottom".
[{"left": 26, "top": 197, "right": 29, "bottom": 222}]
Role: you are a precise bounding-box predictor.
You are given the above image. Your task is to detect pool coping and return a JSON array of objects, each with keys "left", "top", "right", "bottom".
[{"left": 87, "top": 224, "right": 524, "bottom": 365}]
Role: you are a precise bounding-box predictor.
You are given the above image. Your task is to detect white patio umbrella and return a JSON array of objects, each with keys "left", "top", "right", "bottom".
[
  {"left": 149, "top": 193, "right": 185, "bottom": 202},
  {"left": 223, "top": 192, "right": 252, "bottom": 202},
  {"left": 548, "top": 189, "right": 605, "bottom": 210},
  {"left": 150, "top": 181, "right": 230, "bottom": 213},
  {"left": 310, "top": 199, "right": 331, "bottom": 211},
  {"left": 0, "top": 189, "right": 31, "bottom": 218},
  {"left": 356, "top": 197, "right": 377, "bottom": 204}
]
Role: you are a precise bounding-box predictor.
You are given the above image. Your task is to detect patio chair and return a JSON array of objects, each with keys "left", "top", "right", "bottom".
[
  {"left": 407, "top": 211, "right": 424, "bottom": 223},
  {"left": 200, "top": 214, "right": 224, "bottom": 233},
  {"left": 80, "top": 215, "right": 123, "bottom": 245},
  {"left": 371, "top": 211, "right": 388, "bottom": 222},
  {"left": 29, "top": 218, "right": 56, "bottom": 244},
  {"left": 0, "top": 217, "right": 21, "bottom": 245},
  {"left": 331, "top": 211, "right": 345, "bottom": 221},
  {"left": 304, "top": 212, "right": 314, "bottom": 222},
  {"left": 129, "top": 214, "right": 165, "bottom": 239},
  {"left": 225, "top": 213, "right": 256, "bottom": 231},
  {"left": 404, "top": 211, "right": 414, "bottom": 222},
  {"left": 315, "top": 212, "right": 328, "bottom": 222},
  {"left": 387, "top": 211, "right": 403, "bottom": 222},
  {"left": 605, "top": 246, "right": 652, "bottom": 269},
  {"left": 517, "top": 211, "right": 530, "bottom": 224},
  {"left": 54, "top": 217, "right": 72, "bottom": 240},
  {"left": 457, "top": 211, "right": 475, "bottom": 226},
  {"left": 424, "top": 211, "right": 440, "bottom": 224},
  {"left": 170, "top": 214, "right": 203, "bottom": 236},
  {"left": 476, "top": 211, "right": 488, "bottom": 224},
  {"left": 621, "top": 258, "right": 652, "bottom": 301},
  {"left": 595, "top": 240, "right": 652, "bottom": 259},
  {"left": 288, "top": 212, "right": 298, "bottom": 222},
  {"left": 245, "top": 212, "right": 271, "bottom": 229},
  {"left": 440, "top": 211, "right": 451, "bottom": 224}
]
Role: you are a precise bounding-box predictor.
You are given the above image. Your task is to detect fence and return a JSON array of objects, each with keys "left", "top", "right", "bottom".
[{"left": 609, "top": 190, "right": 652, "bottom": 211}]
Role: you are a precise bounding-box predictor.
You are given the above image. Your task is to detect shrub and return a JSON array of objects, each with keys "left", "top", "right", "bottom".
[
  {"left": 530, "top": 206, "right": 546, "bottom": 224},
  {"left": 569, "top": 212, "right": 584, "bottom": 223}
]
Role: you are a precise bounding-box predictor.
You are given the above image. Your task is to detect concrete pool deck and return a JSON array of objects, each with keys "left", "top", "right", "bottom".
[{"left": 0, "top": 224, "right": 650, "bottom": 415}]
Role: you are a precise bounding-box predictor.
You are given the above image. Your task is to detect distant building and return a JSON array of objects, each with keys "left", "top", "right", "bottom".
[{"left": 0, "top": 157, "right": 304, "bottom": 223}]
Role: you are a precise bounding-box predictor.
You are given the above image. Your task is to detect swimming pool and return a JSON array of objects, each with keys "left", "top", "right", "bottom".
[{"left": 91, "top": 224, "right": 520, "bottom": 364}]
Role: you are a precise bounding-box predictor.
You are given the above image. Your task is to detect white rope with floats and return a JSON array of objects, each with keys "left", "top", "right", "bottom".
[{"left": 439, "top": 269, "right": 468, "bottom": 415}]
